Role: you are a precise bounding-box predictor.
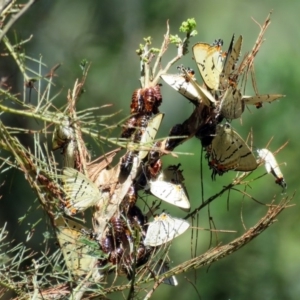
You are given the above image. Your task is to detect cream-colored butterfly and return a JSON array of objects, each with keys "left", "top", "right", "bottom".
[
  {"left": 144, "top": 213, "right": 190, "bottom": 246},
  {"left": 242, "top": 94, "right": 285, "bottom": 108},
  {"left": 138, "top": 113, "right": 164, "bottom": 160},
  {"left": 193, "top": 39, "right": 224, "bottom": 90},
  {"left": 208, "top": 123, "right": 257, "bottom": 178},
  {"left": 61, "top": 168, "right": 104, "bottom": 215},
  {"left": 220, "top": 35, "right": 243, "bottom": 88},
  {"left": 149, "top": 165, "right": 190, "bottom": 210},
  {"left": 218, "top": 86, "right": 244, "bottom": 120},
  {"left": 257, "top": 148, "right": 287, "bottom": 189},
  {"left": 54, "top": 216, "right": 99, "bottom": 278},
  {"left": 160, "top": 68, "right": 200, "bottom": 104}
]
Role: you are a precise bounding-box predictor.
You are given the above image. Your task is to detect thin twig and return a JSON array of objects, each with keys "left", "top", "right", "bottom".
[{"left": 0, "top": 0, "right": 37, "bottom": 42}]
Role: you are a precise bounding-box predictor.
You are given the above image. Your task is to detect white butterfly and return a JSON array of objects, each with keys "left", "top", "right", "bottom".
[
  {"left": 160, "top": 68, "right": 200, "bottom": 104},
  {"left": 144, "top": 213, "right": 190, "bottom": 246},
  {"left": 193, "top": 40, "right": 224, "bottom": 90},
  {"left": 208, "top": 123, "right": 257, "bottom": 177},
  {"left": 257, "top": 148, "right": 287, "bottom": 189},
  {"left": 218, "top": 86, "right": 244, "bottom": 120},
  {"left": 242, "top": 94, "right": 285, "bottom": 108},
  {"left": 61, "top": 168, "right": 104, "bottom": 215},
  {"left": 149, "top": 165, "right": 190, "bottom": 210},
  {"left": 54, "top": 216, "right": 99, "bottom": 278}
]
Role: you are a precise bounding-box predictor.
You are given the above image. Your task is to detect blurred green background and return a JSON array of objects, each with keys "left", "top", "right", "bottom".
[{"left": 1, "top": 0, "right": 299, "bottom": 299}]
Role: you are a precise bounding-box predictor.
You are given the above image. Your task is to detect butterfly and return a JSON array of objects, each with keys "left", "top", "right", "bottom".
[
  {"left": 61, "top": 168, "right": 104, "bottom": 215},
  {"left": 257, "top": 148, "right": 287, "bottom": 189},
  {"left": 149, "top": 165, "right": 190, "bottom": 210},
  {"left": 144, "top": 213, "right": 190, "bottom": 246},
  {"left": 52, "top": 116, "right": 74, "bottom": 151},
  {"left": 138, "top": 113, "right": 164, "bottom": 160},
  {"left": 54, "top": 216, "right": 99, "bottom": 278},
  {"left": 218, "top": 86, "right": 244, "bottom": 120},
  {"left": 193, "top": 39, "right": 224, "bottom": 90},
  {"left": 179, "top": 66, "right": 217, "bottom": 107},
  {"left": 242, "top": 94, "right": 285, "bottom": 108},
  {"left": 160, "top": 67, "right": 201, "bottom": 104},
  {"left": 207, "top": 123, "right": 257, "bottom": 178},
  {"left": 220, "top": 35, "right": 243, "bottom": 88}
]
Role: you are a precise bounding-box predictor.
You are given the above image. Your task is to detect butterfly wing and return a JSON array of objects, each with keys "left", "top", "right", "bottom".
[
  {"left": 149, "top": 180, "right": 190, "bottom": 210},
  {"left": 181, "top": 68, "right": 217, "bottom": 107},
  {"left": 54, "top": 216, "right": 98, "bottom": 277},
  {"left": 209, "top": 123, "right": 257, "bottom": 174},
  {"left": 219, "top": 86, "right": 244, "bottom": 119},
  {"left": 144, "top": 213, "right": 190, "bottom": 246},
  {"left": 61, "top": 168, "right": 102, "bottom": 215},
  {"left": 160, "top": 73, "right": 200, "bottom": 103},
  {"left": 257, "top": 148, "right": 287, "bottom": 189},
  {"left": 242, "top": 94, "right": 285, "bottom": 108},
  {"left": 193, "top": 42, "right": 223, "bottom": 90},
  {"left": 222, "top": 35, "right": 243, "bottom": 80},
  {"left": 138, "top": 113, "right": 164, "bottom": 160}
]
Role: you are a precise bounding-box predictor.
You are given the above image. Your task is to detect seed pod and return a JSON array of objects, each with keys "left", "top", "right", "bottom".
[
  {"left": 110, "top": 214, "right": 126, "bottom": 237},
  {"left": 128, "top": 205, "right": 146, "bottom": 228},
  {"left": 148, "top": 158, "right": 162, "bottom": 178},
  {"left": 101, "top": 235, "right": 114, "bottom": 253},
  {"left": 148, "top": 141, "right": 161, "bottom": 165},
  {"left": 109, "top": 247, "right": 124, "bottom": 265},
  {"left": 143, "top": 87, "right": 157, "bottom": 113},
  {"left": 123, "top": 184, "right": 137, "bottom": 208},
  {"left": 152, "top": 84, "right": 163, "bottom": 114},
  {"left": 121, "top": 115, "right": 138, "bottom": 138},
  {"left": 130, "top": 89, "right": 144, "bottom": 114},
  {"left": 120, "top": 151, "right": 135, "bottom": 176}
]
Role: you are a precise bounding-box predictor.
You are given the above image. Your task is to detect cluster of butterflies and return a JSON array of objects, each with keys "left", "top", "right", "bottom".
[
  {"left": 161, "top": 35, "right": 285, "bottom": 181},
  {"left": 52, "top": 34, "right": 287, "bottom": 285},
  {"left": 53, "top": 88, "right": 191, "bottom": 284}
]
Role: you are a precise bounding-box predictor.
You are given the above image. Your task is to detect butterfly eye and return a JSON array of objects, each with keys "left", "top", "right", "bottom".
[{"left": 224, "top": 123, "right": 231, "bottom": 129}]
